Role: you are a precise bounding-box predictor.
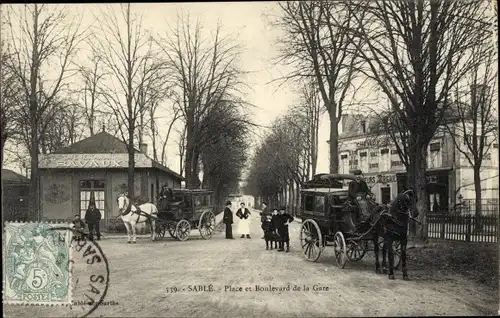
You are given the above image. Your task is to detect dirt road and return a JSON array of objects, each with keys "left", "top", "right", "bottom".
[{"left": 4, "top": 209, "right": 498, "bottom": 317}]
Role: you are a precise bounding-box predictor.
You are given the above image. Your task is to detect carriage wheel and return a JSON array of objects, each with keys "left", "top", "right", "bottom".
[
  {"left": 333, "top": 232, "right": 347, "bottom": 268},
  {"left": 299, "top": 219, "right": 323, "bottom": 262},
  {"left": 346, "top": 240, "right": 368, "bottom": 262},
  {"left": 176, "top": 220, "right": 191, "bottom": 241},
  {"left": 167, "top": 223, "right": 177, "bottom": 239},
  {"left": 378, "top": 239, "right": 402, "bottom": 269},
  {"left": 199, "top": 211, "right": 216, "bottom": 240}
]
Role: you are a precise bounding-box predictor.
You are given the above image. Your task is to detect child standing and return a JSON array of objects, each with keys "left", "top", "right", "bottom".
[
  {"left": 277, "top": 206, "right": 294, "bottom": 252},
  {"left": 72, "top": 214, "right": 85, "bottom": 241},
  {"left": 262, "top": 214, "right": 274, "bottom": 250},
  {"left": 271, "top": 209, "right": 280, "bottom": 250}
]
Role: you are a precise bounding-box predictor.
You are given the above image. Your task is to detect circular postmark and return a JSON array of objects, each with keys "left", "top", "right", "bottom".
[{"left": 48, "top": 226, "right": 110, "bottom": 318}]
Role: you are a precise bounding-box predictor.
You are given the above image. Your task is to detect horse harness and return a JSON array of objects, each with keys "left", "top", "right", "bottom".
[{"left": 118, "top": 197, "right": 157, "bottom": 223}]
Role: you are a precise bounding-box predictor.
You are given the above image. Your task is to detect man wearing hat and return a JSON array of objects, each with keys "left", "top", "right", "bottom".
[
  {"left": 84, "top": 193, "right": 102, "bottom": 241},
  {"left": 347, "top": 169, "right": 371, "bottom": 224},
  {"left": 223, "top": 200, "right": 234, "bottom": 239}
]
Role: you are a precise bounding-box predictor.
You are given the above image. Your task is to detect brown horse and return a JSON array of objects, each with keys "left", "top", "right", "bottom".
[{"left": 372, "top": 189, "right": 417, "bottom": 280}]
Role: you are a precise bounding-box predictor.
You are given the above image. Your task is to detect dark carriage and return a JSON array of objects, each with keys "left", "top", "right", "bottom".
[
  {"left": 299, "top": 173, "right": 402, "bottom": 268},
  {"left": 155, "top": 189, "right": 216, "bottom": 241}
]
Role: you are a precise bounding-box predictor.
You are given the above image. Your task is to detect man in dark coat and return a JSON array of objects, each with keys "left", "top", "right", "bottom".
[
  {"left": 85, "top": 198, "right": 102, "bottom": 241},
  {"left": 347, "top": 169, "right": 372, "bottom": 223},
  {"left": 259, "top": 202, "right": 270, "bottom": 239},
  {"left": 277, "top": 206, "right": 294, "bottom": 252},
  {"left": 223, "top": 200, "right": 234, "bottom": 239}
]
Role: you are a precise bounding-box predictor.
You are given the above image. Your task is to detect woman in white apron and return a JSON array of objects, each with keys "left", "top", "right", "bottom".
[{"left": 236, "top": 202, "right": 251, "bottom": 238}]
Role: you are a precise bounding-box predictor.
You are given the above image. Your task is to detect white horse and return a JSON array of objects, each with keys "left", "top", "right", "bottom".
[{"left": 117, "top": 194, "right": 158, "bottom": 243}]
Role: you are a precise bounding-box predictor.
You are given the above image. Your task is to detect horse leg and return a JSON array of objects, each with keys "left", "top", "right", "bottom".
[
  {"left": 401, "top": 237, "right": 409, "bottom": 280},
  {"left": 131, "top": 221, "right": 137, "bottom": 243},
  {"left": 150, "top": 219, "right": 156, "bottom": 242},
  {"left": 382, "top": 237, "right": 388, "bottom": 274},
  {"left": 386, "top": 238, "right": 395, "bottom": 280},
  {"left": 124, "top": 222, "right": 132, "bottom": 243},
  {"left": 373, "top": 235, "right": 381, "bottom": 274}
]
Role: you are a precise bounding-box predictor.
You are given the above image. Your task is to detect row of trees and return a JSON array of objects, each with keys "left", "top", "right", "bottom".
[
  {"left": 245, "top": 81, "right": 321, "bottom": 215},
  {"left": 247, "top": 0, "right": 496, "bottom": 241},
  {"left": 1, "top": 4, "right": 252, "bottom": 219}
]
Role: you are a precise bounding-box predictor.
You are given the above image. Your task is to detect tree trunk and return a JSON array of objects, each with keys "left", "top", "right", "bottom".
[
  {"left": 408, "top": 145, "right": 428, "bottom": 246},
  {"left": 128, "top": 125, "right": 135, "bottom": 199},
  {"left": 473, "top": 166, "right": 482, "bottom": 231},
  {"left": 329, "top": 117, "right": 339, "bottom": 174},
  {"left": 30, "top": 144, "right": 40, "bottom": 221}
]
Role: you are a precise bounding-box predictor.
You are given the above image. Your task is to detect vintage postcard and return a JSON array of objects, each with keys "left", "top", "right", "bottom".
[{"left": 2, "top": 1, "right": 498, "bottom": 317}]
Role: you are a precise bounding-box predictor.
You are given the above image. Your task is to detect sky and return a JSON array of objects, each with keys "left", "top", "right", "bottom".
[{"left": 2, "top": 2, "right": 373, "bottom": 178}]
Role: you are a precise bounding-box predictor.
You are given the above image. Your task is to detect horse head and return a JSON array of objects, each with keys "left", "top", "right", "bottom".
[{"left": 117, "top": 193, "right": 132, "bottom": 216}]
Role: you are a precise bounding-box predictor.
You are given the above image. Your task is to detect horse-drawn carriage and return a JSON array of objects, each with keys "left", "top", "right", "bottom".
[
  {"left": 299, "top": 173, "right": 403, "bottom": 269},
  {"left": 155, "top": 189, "right": 216, "bottom": 241}
]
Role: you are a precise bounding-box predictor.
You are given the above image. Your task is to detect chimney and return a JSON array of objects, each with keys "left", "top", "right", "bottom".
[{"left": 139, "top": 143, "right": 148, "bottom": 155}]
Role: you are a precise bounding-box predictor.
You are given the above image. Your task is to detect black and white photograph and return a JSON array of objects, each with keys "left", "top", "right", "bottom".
[{"left": 1, "top": 1, "right": 499, "bottom": 317}]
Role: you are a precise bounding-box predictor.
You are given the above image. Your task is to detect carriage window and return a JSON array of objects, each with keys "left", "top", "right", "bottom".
[
  {"left": 314, "top": 196, "right": 325, "bottom": 212},
  {"left": 304, "top": 195, "right": 314, "bottom": 210},
  {"left": 204, "top": 195, "right": 211, "bottom": 206}
]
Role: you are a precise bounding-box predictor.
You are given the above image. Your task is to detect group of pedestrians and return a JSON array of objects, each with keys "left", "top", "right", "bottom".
[
  {"left": 72, "top": 197, "right": 102, "bottom": 241},
  {"left": 260, "top": 202, "right": 294, "bottom": 252},
  {"left": 222, "top": 200, "right": 294, "bottom": 252},
  {"left": 222, "top": 201, "right": 253, "bottom": 239}
]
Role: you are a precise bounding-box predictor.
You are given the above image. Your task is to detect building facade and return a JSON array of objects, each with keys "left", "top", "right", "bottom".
[
  {"left": 38, "top": 131, "right": 183, "bottom": 224},
  {"left": 338, "top": 114, "right": 499, "bottom": 212}
]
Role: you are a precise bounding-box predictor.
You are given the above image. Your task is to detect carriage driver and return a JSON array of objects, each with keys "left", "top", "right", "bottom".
[
  {"left": 348, "top": 170, "right": 372, "bottom": 219},
  {"left": 342, "top": 170, "right": 372, "bottom": 233}
]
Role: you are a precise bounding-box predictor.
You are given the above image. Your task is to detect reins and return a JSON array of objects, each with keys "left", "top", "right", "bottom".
[{"left": 117, "top": 196, "right": 157, "bottom": 223}]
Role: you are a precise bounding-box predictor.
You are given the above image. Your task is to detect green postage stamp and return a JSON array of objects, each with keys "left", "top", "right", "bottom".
[{"left": 3, "top": 222, "right": 72, "bottom": 305}]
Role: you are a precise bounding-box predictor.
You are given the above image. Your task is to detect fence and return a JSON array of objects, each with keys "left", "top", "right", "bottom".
[
  {"left": 427, "top": 212, "right": 498, "bottom": 243},
  {"left": 449, "top": 199, "right": 499, "bottom": 216}
]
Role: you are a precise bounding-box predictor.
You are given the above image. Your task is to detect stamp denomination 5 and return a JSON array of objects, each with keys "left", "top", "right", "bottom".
[{"left": 3, "top": 222, "right": 72, "bottom": 306}]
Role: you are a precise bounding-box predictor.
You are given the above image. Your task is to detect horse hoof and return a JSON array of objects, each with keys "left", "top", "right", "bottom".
[
  {"left": 375, "top": 269, "right": 382, "bottom": 274},
  {"left": 132, "top": 241, "right": 137, "bottom": 244},
  {"left": 382, "top": 269, "right": 388, "bottom": 274},
  {"left": 127, "top": 241, "right": 131, "bottom": 244},
  {"left": 403, "top": 275, "right": 409, "bottom": 281},
  {"left": 388, "top": 275, "right": 395, "bottom": 280}
]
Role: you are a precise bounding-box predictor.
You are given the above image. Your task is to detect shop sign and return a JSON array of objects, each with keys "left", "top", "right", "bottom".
[
  {"left": 365, "top": 174, "right": 397, "bottom": 185},
  {"left": 39, "top": 153, "right": 151, "bottom": 169}
]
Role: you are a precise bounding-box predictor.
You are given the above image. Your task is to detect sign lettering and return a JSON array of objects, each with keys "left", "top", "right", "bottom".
[
  {"left": 39, "top": 154, "right": 151, "bottom": 169},
  {"left": 364, "top": 174, "right": 397, "bottom": 185},
  {"left": 356, "top": 138, "right": 388, "bottom": 149}
]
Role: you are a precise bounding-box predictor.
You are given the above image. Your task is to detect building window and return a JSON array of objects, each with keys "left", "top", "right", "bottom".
[
  {"left": 361, "top": 121, "right": 366, "bottom": 133},
  {"left": 369, "top": 163, "right": 379, "bottom": 169},
  {"left": 370, "top": 152, "right": 378, "bottom": 157},
  {"left": 391, "top": 160, "right": 403, "bottom": 167},
  {"left": 80, "top": 180, "right": 105, "bottom": 219},
  {"left": 428, "top": 142, "right": 441, "bottom": 168},
  {"left": 380, "top": 150, "right": 390, "bottom": 171},
  {"left": 359, "top": 152, "right": 368, "bottom": 172},
  {"left": 391, "top": 149, "right": 398, "bottom": 155},
  {"left": 340, "top": 153, "right": 349, "bottom": 174}
]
